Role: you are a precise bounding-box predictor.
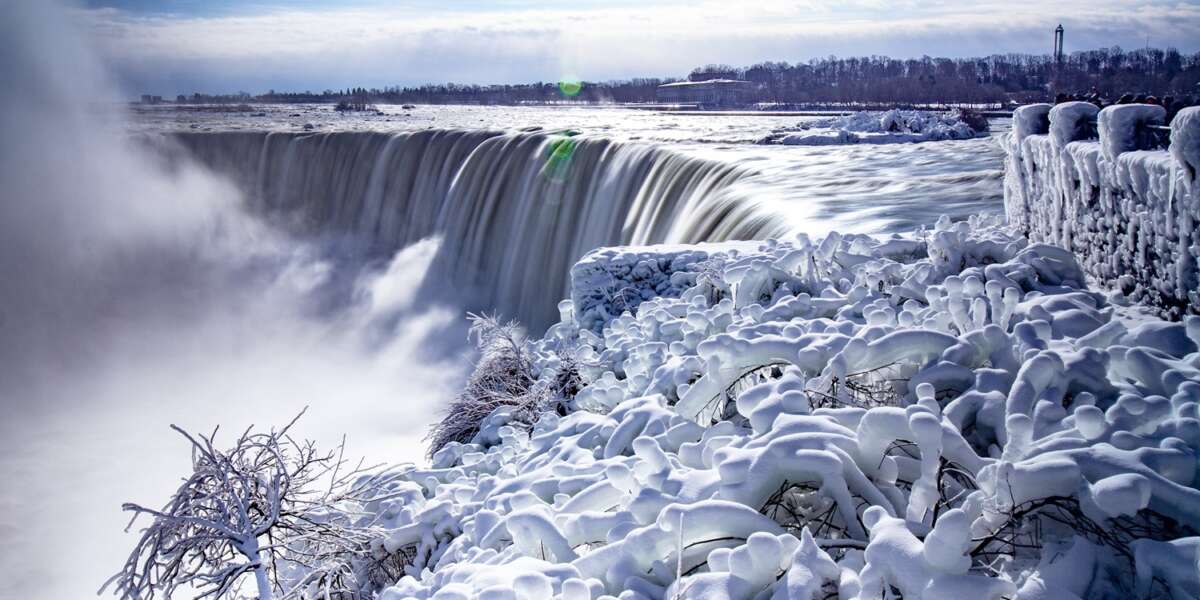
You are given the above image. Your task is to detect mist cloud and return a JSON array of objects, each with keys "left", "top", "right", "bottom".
[{"left": 0, "top": 2, "right": 469, "bottom": 597}]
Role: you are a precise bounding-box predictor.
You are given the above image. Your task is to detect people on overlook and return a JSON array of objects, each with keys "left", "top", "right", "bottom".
[{"left": 1051, "top": 90, "right": 1195, "bottom": 125}]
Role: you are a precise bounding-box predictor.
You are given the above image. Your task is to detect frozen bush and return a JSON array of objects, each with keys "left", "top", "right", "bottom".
[
  {"left": 104, "top": 412, "right": 386, "bottom": 600},
  {"left": 426, "top": 313, "right": 542, "bottom": 458},
  {"left": 305, "top": 215, "right": 1200, "bottom": 599}
]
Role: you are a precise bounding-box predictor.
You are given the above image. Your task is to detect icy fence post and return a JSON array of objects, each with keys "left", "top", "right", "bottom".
[
  {"left": 1002, "top": 104, "right": 1200, "bottom": 318},
  {"left": 1001, "top": 103, "right": 1050, "bottom": 233}
]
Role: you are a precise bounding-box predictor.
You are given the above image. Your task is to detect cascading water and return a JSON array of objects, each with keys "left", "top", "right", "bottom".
[{"left": 168, "top": 129, "right": 795, "bottom": 328}]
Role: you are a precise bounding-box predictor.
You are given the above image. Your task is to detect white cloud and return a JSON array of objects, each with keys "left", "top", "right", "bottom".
[{"left": 74, "top": 0, "right": 1200, "bottom": 94}]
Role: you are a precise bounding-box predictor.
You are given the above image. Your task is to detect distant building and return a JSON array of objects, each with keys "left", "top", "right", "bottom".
[
  {"left": 139, "top": 94, "right": 163, "bottom": 104},
  {"left": 656, "top": 79, "right": 755, "bottom": 107}
]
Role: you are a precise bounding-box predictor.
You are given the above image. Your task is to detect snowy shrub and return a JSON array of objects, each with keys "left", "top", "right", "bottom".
[
  {"left": 543, "top": 344, "right": 591, "bottom": 405},
  {"left": 569, "top": 246, "right": 713, "bottom": 334},
  {"left": 426, "top": 313, "right": 547, "bottom": 458}
]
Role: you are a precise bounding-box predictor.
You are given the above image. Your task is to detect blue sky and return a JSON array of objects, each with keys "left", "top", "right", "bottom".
[{"left": 76, "top": 0, "right": 1200, "bottom": 95}]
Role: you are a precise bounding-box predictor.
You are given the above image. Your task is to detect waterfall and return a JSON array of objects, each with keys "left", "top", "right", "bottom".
[{"left": 169, "top": 129, "right": 794, "bottom": 328}]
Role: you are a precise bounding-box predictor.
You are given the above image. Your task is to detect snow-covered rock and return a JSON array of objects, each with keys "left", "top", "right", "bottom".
[
  {"left": 760, "top": 110, "right": 985, "bottom": 146},
  {"left": 569, "top": 243, "right": 754, "bottom": 335}
]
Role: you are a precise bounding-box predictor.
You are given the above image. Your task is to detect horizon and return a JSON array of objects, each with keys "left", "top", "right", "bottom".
[
  {"left": 130, "top": 42, "right": 1200, "bottom": 100},
  {"left": 80, "top": 0, "right": 1200, "bottom": 96}
]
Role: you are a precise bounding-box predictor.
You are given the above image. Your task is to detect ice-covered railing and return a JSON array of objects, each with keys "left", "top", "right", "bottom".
[{"left": 1002, "top": 103, "right": 1200, "bottom": 318}]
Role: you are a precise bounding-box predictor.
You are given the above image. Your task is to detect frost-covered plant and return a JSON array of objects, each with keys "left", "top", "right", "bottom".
[
  {"left": 353, "top": 215, "right": 1200, "bottom": 600},
  {"left": 277, "top": 483, "right": 420, "bottom": 600},
  {"left": 692, "top": 256, "right": 732, "bottom": 306},
  {"left": 103, "top": 411, "right": 381, "bottom": 600},
  {"left": 968, "top": 494, "right": 1197, "bottom": 574},
  {"left": 807, "top": 362, "right": 908, "bottom": 410},
  {"left": 425, "top": 313, "right": 542, "bottom": 457},
  {"left": 543, "top": 344, "right": 591, "bottom": 410}
]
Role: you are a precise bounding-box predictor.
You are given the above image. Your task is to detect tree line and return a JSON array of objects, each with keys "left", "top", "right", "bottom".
[
  {"left": 179, "top": 46, "right": 1200, "bottom": 107},
  {"left": 694, "top": 46, "right": 1200, "bottom": 105}
]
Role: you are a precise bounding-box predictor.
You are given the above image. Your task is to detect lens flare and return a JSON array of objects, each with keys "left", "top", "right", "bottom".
[
  {"left": 558, "top": 78, "right": 583, "bottom": 97},
  {"left": 542, "top": 134, "right": 579, "bottom": 182}
]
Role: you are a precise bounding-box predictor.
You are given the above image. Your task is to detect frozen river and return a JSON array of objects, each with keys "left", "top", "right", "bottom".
[
  {"left": 142, "top": 104, "right": 1006, "bottom": 328},
  {"left": 134, "top": 103, "right": 1006, "bottom": 236}
]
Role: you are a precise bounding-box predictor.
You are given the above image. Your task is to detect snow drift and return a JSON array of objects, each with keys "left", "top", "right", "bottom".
[{"left": 302, "top": 215, "right": 1200, "bottom": 600}]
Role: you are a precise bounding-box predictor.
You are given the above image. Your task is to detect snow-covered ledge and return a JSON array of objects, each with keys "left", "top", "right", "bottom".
[
  {"left": 1002, "top": 104, "right": 1200, "bottom": 318},
  {"left": 568, "top": 241, "right": 762, "bottom": 334}
]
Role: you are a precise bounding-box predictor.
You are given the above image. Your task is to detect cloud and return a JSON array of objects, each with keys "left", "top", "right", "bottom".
[{"left": 73, "top": 0, "right": 1200, "bottom": 94}]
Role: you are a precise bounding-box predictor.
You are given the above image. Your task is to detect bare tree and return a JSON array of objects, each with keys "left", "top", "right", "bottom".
[{"left": 101, "top": 410, "right": 380, "bottom": 600}]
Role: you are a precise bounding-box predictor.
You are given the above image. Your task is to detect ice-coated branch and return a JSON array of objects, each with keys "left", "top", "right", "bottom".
[{"left": 102, "top": 411, "right": 385, "bottom": 600}]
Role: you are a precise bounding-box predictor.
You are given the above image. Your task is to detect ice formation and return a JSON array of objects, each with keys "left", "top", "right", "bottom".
[
  {"left": 760, "top": 110, "right": 984, "bottom": 146},
  {"left": 309, "top": 214, "right": 1199, "bottom": 600},
  {"left": 1003, "top": 104, "right": 1200, "bottom": 318}
]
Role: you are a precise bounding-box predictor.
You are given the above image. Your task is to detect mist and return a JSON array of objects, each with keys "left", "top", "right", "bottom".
[{"left": 0, "top": 2, "right": 470, "bottom": 598}]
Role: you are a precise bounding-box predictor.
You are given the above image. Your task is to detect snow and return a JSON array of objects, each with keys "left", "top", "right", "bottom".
[
  {"left": 319, "top": 213, "right": 1200, "bottom": 599},
  {"left": 1098, "top": 104, "right": 1166, "bottom": 166},
  {"left": 1048, "top": 102, "right": 1099, "bottom": 151},
  {"left": 1011, "top": 104, "right": 1051, "bottom": 147},
  {"left": 760, "top": 110, "right": 985, "bottom": 146},
  {"left": 1003, "top": 101, "right": 1200, "bottom": 319},
  {"left": 1172, "top": 107, "right": 1200, "bottom": 196},
  {"left": 1132, "top": 537, "right": 1200, "bottom": 597}
]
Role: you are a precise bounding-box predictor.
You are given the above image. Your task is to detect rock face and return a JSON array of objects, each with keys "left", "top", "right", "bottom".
[{"left": 1002, "top": 104, "right": 1200, "bottom": 319}]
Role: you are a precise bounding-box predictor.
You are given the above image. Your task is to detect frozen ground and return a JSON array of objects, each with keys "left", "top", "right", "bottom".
[{"left": 340, "top": 215, "right": 1200, "bottom": 600}]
